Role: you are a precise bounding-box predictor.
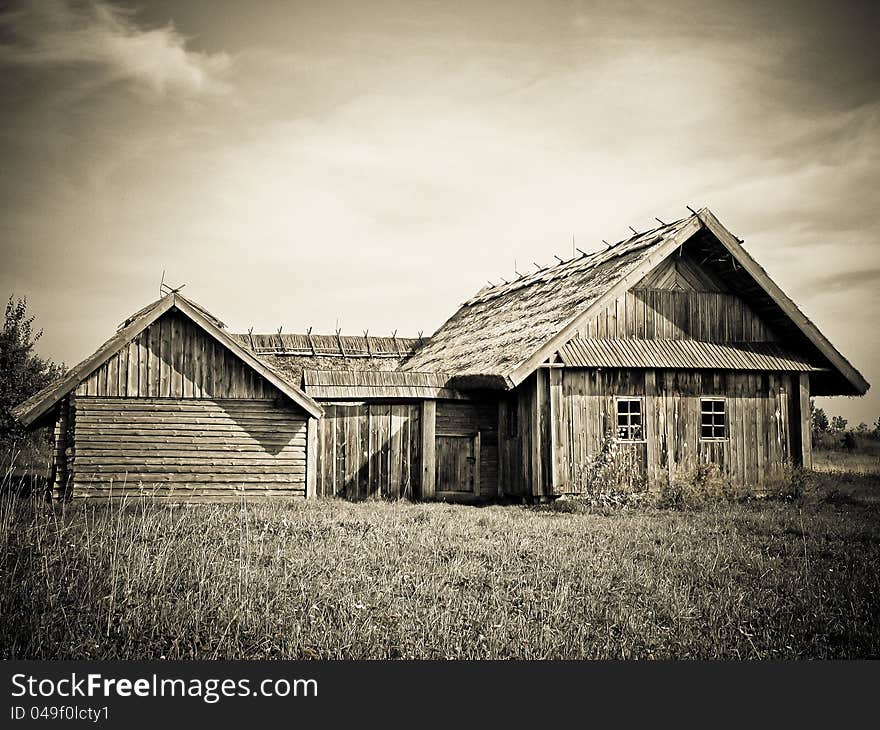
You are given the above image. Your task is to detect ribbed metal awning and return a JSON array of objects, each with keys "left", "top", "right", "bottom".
[{"left": 559, "top": 339, "right": 823, "bottom": 371}]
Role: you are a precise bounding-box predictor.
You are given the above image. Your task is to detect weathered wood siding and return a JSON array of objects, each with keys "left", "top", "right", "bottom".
[
  {"left": 75, "top": 310, "right": 274, "bottom": 399},
  {"left": 50, "top": 396, "right": 74, "bottom": 500},
  {"left": 70, "top": 397, "right": 308, "bottom": 500},
  {"left": 316, "top": 403, "right": 421, "bottom": 499},
  {"left": 436, "top": 401, "right": 499, "bottom": 498},
  {"left": 497, "top": 373, "right": 548, "bottom": 498},
  {"left": 552, "top": 368, "right": 797, "bottom": 494},
  {"left": 581, "top": 290, "right": 777, "bottom": 342},
  {"left": 578, "top": 253, "right": 777, "bottom": 342}
]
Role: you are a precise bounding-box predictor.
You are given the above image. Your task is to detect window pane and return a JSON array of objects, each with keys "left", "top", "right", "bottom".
[
  {"left": 616, "top": 399, "right": 643, "bottom": 440},
  {"left": 701, "top": 424, "right": 713, "bottom": 438}
]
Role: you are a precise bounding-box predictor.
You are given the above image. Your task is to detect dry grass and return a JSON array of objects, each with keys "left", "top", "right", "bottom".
[
  {"left": 1, "top": 459, "right": 878, "bottom": 660},
  {"left": 813, "top": 438, "right": 880, "bottom": 475}
]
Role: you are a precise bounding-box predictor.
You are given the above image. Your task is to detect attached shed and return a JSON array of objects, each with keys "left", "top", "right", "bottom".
[{"left": 12, "top": 294, "right": 322, "bottom": 501}]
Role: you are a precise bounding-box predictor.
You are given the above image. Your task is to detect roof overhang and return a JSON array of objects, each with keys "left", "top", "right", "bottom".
[
  {"left": 505, "top": 209, "right": 869, "bottom": 396},
  {"left": 302, "top": 369, "right": 472, "bottom": 400},
  {"left": 559, "top": 338, "right": 825, "bottom": 372}
]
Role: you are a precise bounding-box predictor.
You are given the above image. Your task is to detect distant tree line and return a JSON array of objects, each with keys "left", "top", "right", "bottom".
[
  {"left": 811, "top": 402, "right": 880, "bottom": 452},
  {"left": 1, "top": 296, "right": 65, "bottom": 466}
]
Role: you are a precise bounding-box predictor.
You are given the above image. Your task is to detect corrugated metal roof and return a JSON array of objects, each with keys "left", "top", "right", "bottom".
[{"left": 559, "top": 338, "right": 823, "bottom": 371}]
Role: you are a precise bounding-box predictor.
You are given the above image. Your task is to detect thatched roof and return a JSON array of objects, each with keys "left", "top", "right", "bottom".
[
  {"left": 400, "top": 208, "right": 869, "bottom": 396},
  {"left": 233, "top": 332, "right": 421, "bottom": 388},
  {"left": 233, "top": 332, "right": 421, "bottom": 358},
  {"left": 401, "top": 214, "right": 700, "bottom": 381},
  {"left": 302, "top": 370, "right": 468, "bottom": 400}
]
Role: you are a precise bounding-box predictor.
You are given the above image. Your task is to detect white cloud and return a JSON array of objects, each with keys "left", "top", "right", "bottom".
[{"left": 0, "top": 0, "right": 230, "bottom": 96}]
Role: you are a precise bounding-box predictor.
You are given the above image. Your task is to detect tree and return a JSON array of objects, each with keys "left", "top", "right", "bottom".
[
  {"left": 874, "top": 417, "right": 880, "bottom": 439},
  {"left": 811, "top": 407, "right": 829, "bottom": 436},
  {"left": 856, "top": 422, "right": 869, "bottom": 435},
  {"left": 831, "top": 415, "right": 848, "bottom": 432},
  {"left": 842, "top": 431, "right": 857, "bottom": 452},
  {"left": 0, "top": 296, "right": 64, "bottom": 444}
]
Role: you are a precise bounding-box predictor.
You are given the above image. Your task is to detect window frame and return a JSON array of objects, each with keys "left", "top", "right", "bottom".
[
  {"left": 700, "top": 397, "right": 728, "bottom": 441},
  {"left": 614, "top": 396, "right": 646, "bottom": 443}
]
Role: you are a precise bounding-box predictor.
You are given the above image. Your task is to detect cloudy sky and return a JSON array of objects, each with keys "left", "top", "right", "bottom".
[{"left": 1, "top": 0, "right": 878, "bottom": 423}]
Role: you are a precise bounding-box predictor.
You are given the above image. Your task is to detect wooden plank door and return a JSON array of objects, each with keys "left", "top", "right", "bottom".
[{"left": 435, "top": 432, "right": 480, "bottom": 497}]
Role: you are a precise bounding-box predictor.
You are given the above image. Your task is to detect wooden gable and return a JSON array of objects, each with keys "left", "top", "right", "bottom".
[
  {"left": 579, "top": 248, "right": 779, "bottom": 343},
  {"left": 75, "top": 309, "right": 280, "bottom": 400},
  {"left": 12, "top": 293, "right": 322, "bottom": 427}
]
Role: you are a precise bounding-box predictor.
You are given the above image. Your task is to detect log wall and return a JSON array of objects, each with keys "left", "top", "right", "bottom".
[{"left": 69, "top": 397, "right": 308, "bottom": 500}]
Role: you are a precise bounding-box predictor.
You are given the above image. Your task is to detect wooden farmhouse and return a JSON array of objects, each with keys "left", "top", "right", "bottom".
[{"left": 13, "top": 208, "right": 869, "bottom": 502}]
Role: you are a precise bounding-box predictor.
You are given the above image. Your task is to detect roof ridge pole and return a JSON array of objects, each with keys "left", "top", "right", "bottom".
[
  {"left": 276, "top": 325, "right": 284, "bottom": 354},
  {"left": 306, "top": 326, "right": 316, "bottom": 356},
  {"left": 247, "top": 326, "right": 255, "bottom": 351},
  {"left": 391, "top": 329, "right": 401, "bottom": 357},
  {"left": 336, "top": 327, "right": 346, "bottom": 357}
]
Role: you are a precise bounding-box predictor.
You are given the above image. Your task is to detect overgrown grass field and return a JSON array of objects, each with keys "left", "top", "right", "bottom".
[{"left": 2, "top": 459, "right": 878, "bottom": 660}]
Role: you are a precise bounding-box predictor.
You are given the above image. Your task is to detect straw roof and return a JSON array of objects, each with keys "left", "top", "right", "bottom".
[
  {"left": 401, "top": 215, "right": 699, "bottom": 380},
  {"left": 233, "top": 332, "right": 421, "bottom": 388},
  {"left": 399, "top": 208, "right": 869, "bottom": 396}
]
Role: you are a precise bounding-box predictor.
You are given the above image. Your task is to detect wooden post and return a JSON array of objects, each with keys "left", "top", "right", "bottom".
[
  {"left": 549, "top": 367, "right": 563, "bottom": 493},
  {"left": 497, "top": 400, "right": 505, "bottom": 498},
  {"left": 306, "top": 416, "right": 318, "bottom": 499},
  {"left": 798, "top": 372, "right": 812, "bottom": 470},
  {"left": 473, "top": 431, "right": 481, "bottom": 497},
  {"left": 531, "top": 371, "right": 544, "bottom": 497},
  {"left": 420, "top": 400, "right": 436, "bottom": 500},
  {"left": 644, "top": 369, "right": 658, "bottom": 489}
]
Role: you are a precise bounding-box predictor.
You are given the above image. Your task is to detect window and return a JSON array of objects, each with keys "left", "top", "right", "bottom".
[
  {"left": 615, "top": 397, "right": 644, "bottom": 441},
  {"left": 701, "top": 398, "right": 727, "bottom": 439}
]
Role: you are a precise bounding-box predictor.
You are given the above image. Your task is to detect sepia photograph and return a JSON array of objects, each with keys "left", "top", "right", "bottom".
[{"left": 1, "top": 0, "right": 878, "bottom": 687}]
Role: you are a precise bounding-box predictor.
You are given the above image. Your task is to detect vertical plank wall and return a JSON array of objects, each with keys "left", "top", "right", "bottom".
[
  {"left": 62, "top": 310, "right": 311, "bottom": 500},
  {"left": 75, "top": 311, "right": 273, "bottom": 399},
  {"left": 552, "top": 368, "right": 797, "bottom": 494},
  {"left": 436, "top": 401, "right": 499, "bottom": 498},
  {"left": 582, "top": 290, "right": 776, "bottom": 342},
  {"left": 316, "top": 403, "right": 421, "bottom": 499},
  {"left": 497, "top": 373, "right": 544, "bottom": 499},
  {"left": 578, "top": 253, "right": 777, "bottom": 342}
]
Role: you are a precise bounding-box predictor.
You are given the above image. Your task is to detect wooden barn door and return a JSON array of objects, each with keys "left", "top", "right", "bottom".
[{"left": 435, "top": 432, "right": 480, "bottom": 498}]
